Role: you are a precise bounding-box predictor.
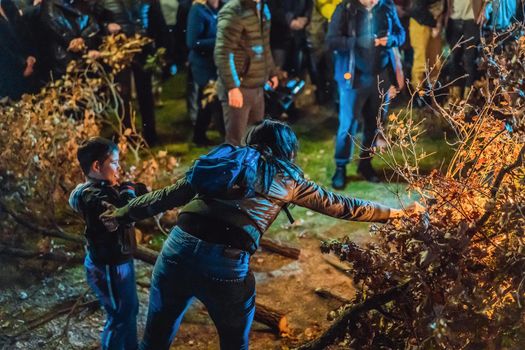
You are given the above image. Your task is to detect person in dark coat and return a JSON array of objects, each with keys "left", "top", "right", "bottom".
[
  {"left": 0, "top": 0, "right": 37, "bottom": 100},
  {"left": 94, "top": 0, "right": 159, "bottom": 146},
  {"left": 268, "top": 0, "right": 313, "bottom": 77},
  {"left": 186, "top": 0, "right": 223, "bottom": 145},
  {"left": 39, "top": 0, "right": 100, "bottom": 79}
]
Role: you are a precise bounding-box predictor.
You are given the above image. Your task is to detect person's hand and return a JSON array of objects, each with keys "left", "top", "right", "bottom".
[
  {"left": 107, "top": 22, "right": 122, "bottom": 34},
  {"left": 268, "top": 75, "right": 279, "bottom": 89},
  {"left": 431, "top": 25, "right": 441, "bottom": 38},
  {"left": 87, "top": 50, "right": 101, "bottom": 59},
  {"left": 68, "top": 37, "right": 85, "bottom": 52},
  {"left": 23, "top": 56, "right": 36, "bottom": 77},
  {"left": 33, "top": 0, "right": 41, "bottom": 5},
  {"left": 389, "top": 202, "right": 426, "bottom": 219},
  {"left": 388, "top": 85, "right": 398, "bottom": 99},
  {"left": 228, "top": 88, "right": 243, "bottom": 108},
  {"left": 405, "top": 202, "right": 426, "bottom": 216},
  {"left": 476, "top": 12, "right": 487, "bottom": 25},
  {"left": 374, "top": 36, "right": 388, "bottom": 47},
  {"left": 99, "top": 201, "right": 119, "bottom": 232},
  {"left": 297, "top": 16, "right": 308, "bottom": 28},
  {"left": 290, "top": 19, "right": 302, "bottom": 30}
]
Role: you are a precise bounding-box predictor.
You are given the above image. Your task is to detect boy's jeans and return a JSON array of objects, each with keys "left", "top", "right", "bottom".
[
  {"left": 139, "top": 226, "right": 255, "bottom": 350},
  {"left": 85, "top": 254, "right": 138, "bottom": 350},
  {"left": 334, "top": 75, "right": 390, "bottom": 167}
]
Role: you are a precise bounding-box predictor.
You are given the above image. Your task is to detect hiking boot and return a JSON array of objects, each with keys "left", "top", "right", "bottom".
[
  {"left": 357, "top": 161, "right": 380, "bottom": 183},
  {"left": 331, "top": 166, "right": 346, "bottom": 190}
]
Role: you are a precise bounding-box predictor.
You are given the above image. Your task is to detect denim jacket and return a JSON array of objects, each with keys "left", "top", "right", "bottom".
[{"left": 326, "top": 0, "right": 405, "bottom": 88}]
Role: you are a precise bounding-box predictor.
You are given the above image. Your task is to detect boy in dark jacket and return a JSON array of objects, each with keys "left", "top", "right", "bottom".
[
  {"left": 69, "top": 137, "right": 146, "bottom": 350},
  {"left": 327, "top": 0, "right": 405, "bottom": 188}
]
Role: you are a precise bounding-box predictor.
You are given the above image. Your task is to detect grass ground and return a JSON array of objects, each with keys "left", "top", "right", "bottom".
[{"left": 142, "top": 72, "right": 452, "bottom": 246}]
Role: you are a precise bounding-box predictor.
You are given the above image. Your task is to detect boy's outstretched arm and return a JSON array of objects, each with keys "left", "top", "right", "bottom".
[{"left": 101, "top": 177, "right": 196, "bottom": 230}]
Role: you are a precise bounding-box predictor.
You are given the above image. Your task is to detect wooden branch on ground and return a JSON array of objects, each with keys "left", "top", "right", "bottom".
[
  {"left": 322, "top": 256, "right": 352, "bottom": 275},
  {"left": 0, "top": 200, "right": 159, "bottom": 265},
  {"left": 260, "top": 238, "right": 301, "bottom": 260},
  {"left": 314, "top": 288, "right": 351, "bottom": 304},
  {"left": 255, "top": 303, "right": 290, "bottom": 335},
  {"left": 295, "top": 282, "right": 410, "bottom": 350},
  {"left": 7, "top": 296, "right": 99, "bottom": 339},
  {"left": 0, "top": 244, "right": 83, "bottom": 264}
]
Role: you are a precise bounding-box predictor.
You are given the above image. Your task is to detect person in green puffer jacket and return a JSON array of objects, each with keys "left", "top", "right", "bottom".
[{"left": 214, "top": 0, "right": 279, "bottom": 146}]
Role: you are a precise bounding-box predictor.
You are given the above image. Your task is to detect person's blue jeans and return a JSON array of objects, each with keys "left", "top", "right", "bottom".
[
  {"left": 139, "top": 226, "right": 255, "bottom": 350},
  {"left": 334, "top": 75, "right": 390, "bottom": 167},
  {"left": 85, "top": 254, "right": 138, "bottom": 350}
]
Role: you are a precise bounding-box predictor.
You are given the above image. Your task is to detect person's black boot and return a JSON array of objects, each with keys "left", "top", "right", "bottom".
[
  {"left": 357, "top": 161, "right": 380, "bottom": 183},
  {"left": 331, "top": 166, "right": 346, "bottom": 189}
]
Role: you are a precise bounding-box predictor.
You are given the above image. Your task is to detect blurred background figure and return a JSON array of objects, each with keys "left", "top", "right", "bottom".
[
  {"left": 445, "top": 0, "right": 484, "bottom": 103},
  {"left": 93, "top": 0, "right": 159, "bottom": 145},
  {"left": 0, "top": 0, "right": 37, "bottom": 100},
  {"left": 327, "top": 0, "right": 405, "bottom": 188},
  {"left": 408, "top": 0, "right": 445, "bottom": 106},
  {"left": 39, "top": 0, "right": 101, "bottom": 79},
  {"left": 186, "top": 0, "right": 223, "bottom": 145}
]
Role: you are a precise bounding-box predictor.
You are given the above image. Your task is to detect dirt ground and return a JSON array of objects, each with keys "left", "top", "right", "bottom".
[{"left": 0, "top": 227, "right": 369, "bottom": 350}]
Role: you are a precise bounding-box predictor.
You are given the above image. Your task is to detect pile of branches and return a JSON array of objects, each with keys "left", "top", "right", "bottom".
[
  {"left": 0, "top": 34, "right": 178, "bottom": 246},
  {"left": 315, "top": 26, "right": 525, "bottom": 349}
]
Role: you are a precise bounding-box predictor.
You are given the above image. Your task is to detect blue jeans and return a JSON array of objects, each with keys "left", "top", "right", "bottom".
[
  {"left": 139, "top": 226, "right": 256, "bottom": 350},
  {"left": 334, "top": 75, "right": 390, "bottom": 166},
  {"left": 85, "top": 254, "right": 138, "bottom": 350}
]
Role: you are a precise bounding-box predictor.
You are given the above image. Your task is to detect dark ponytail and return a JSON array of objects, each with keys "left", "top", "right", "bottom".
[{"left": 245, "top": 120, "right": 303, "bottom": 194}]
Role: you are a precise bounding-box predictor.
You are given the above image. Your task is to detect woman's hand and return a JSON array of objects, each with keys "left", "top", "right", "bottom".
[{"left": 389, "top": 201, "right": 426, "bottom": 219}]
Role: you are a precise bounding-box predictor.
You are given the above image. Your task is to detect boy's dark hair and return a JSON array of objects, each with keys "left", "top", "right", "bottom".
[{"left": 77, "top": 137, "right": 118, "bottom": 175}]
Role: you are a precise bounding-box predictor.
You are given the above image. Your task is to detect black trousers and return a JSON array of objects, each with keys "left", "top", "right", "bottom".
[
  {"left": 117, "top": 61, "right": 158, "bottom": 146},
  {"left": 446, "top": 19, "right": 481, "bottom": 88},
  {"left": 193, "top": 84, "right": 223, "bottom": 142}
]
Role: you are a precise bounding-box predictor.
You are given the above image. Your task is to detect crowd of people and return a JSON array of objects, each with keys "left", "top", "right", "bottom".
[
  {"left": 1, "top": 0, "right": 524, "bottom": 177},
  {"left": 2, "top": 0, "right": 520, "bottom": 349}
]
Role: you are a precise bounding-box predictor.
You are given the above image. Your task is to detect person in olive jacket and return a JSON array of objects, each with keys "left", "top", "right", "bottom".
[{"left": 214, "top": 0, "right": 279, "bottom": 146}]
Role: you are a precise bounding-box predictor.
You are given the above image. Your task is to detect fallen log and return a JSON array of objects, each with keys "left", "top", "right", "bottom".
[
  {"left": 322, "top": 256, "right": 352, "bottom": 275},
  {"left": 260, "top": 238, "right": 301, "bottom": 260},
  {"left": 255, "top": 303, "right": 290, "bottom": 335},
  {"left": 7, "top": 296, "right": 99, "bottom": 339},
  {"left": 314, "top": 288, "right": 351, "bottom": 304},
  {"left": 0, "top": 244, "right": 83, "bottom": 264},
  {"left": 0, "top": 201, "right": 159, "bottom": 265},
  {"left": 296, "top": 282, "right": 410, "bottom": 350}
]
